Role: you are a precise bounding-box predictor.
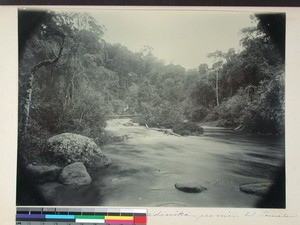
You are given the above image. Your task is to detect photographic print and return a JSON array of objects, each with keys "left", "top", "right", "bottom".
[{"left": 17, "top": 8, "right": 285, "bottom": 208}]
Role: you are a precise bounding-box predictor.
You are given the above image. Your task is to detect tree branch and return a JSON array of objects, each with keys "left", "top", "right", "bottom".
[{"left": 31, "top": 37, "right": 65, "bottom": 74}]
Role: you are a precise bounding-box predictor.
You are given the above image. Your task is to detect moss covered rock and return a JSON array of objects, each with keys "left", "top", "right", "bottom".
[{"left": 46, "top": 133, "right": 111, "bottom": 171}]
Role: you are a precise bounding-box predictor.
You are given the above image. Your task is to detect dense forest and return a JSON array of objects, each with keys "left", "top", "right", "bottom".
[{"left": 18, "top": 11, "right": 285, "bottom": 163}]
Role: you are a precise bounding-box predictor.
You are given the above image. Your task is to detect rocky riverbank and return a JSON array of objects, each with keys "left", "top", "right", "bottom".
[{"left": 22, "top": 133, "right": 111, "bottom": 204}]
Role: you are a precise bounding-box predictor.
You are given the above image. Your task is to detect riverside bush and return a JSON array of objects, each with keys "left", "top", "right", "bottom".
[{"left": 173, "top": 121, "right": 203, "bottom": 136}]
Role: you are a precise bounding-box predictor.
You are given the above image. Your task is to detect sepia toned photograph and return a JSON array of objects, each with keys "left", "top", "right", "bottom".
[{"left": 17, "top": 8, "right": 285, "bottom": 208}]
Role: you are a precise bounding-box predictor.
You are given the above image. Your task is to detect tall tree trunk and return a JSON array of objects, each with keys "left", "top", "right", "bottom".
[
  {"left": 216, "top": 70, "right": 220, "bottom": 106},
  {"left": 23, "top": 73, "right": 34, "bottom": 134}
]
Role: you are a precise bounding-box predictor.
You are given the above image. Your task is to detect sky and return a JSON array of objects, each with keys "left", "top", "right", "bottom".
[{"left": 88, "top": 9, "right": 255, "bottom": 70}]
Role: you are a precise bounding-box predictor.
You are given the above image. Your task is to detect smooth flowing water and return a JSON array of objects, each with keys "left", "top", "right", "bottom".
[
  {"left": 41, "top": 118, "right": 284, "bottom": 207},
  {"left": 87, "top": 118, "right": 285, "bottom": 207}
]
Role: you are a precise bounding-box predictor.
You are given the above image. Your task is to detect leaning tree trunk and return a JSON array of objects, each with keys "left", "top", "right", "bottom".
[
  {"left": 20, "top": 37, "right": 65, "bottom": 165},
  {"left": 22, "top": 38, "right": 65, "bottom": 135}
]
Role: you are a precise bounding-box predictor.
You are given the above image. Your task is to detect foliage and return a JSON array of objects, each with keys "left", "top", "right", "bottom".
[
  {"left": 187, "top": 106, "right": 210, "bottom": 122},
  {"left": 210, "top": 88, "right": 249, "bottom": 127},
  {"left": 19, "top": 11, "right": 114, "bottom": 160},
  {"left": 189, "top": 15, "right": 284, "bottom": 134},
  {"left": 173, "top": 122, "right": 204, "bottom": 136},
  {"left": 242, "top": 70, "right": 285, "bottom": 133}
]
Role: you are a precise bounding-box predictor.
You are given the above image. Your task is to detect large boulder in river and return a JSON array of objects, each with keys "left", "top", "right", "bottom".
[
  {"left": 46, "top": 133, "right": 111, "bottom": 171},
  {"left": 59, "top": 162, "right": 92, "bottom": 185},
  {"left": 175, "top": 182, "right": 207, "bottom": 193}
]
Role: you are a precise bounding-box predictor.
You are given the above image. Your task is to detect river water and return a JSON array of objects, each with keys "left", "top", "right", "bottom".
[{"left": 84, "top": 118, "right": 284, "bottom": 208}]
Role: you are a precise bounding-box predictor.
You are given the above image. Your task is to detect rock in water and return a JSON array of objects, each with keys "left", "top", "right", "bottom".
[
  {"left": 46, "top": 133, "right": 111, "bottom": 170},
  {"left": 59, "top": 162, "right": 91, "bottom": 185},
  {"left": 123, "top": 122, "right": 133, "bottom": 126},
  {"left": 26, "top": 164, "right": 61, "bottom": 184},
  {"left": 239, "top": 182, "right": 272, "bottom": 196},
  {"left": 175, "top": 182, "right": 207, "bottom": 193}
]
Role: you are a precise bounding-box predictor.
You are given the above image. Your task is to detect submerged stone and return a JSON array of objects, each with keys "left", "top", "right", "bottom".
[
  {"left": 175, "top": 182, "right": 207, "bottom": 193},
  {"left": 239, "top": 182, "right": 272, "bottom": 196}
]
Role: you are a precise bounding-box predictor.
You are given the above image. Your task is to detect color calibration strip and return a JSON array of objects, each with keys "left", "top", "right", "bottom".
[{"left": 16, "top": 207, "right": 147, "bottom": 225}]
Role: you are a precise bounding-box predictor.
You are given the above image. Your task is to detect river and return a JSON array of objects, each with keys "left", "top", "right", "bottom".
[{"left": 83, "top": 118, "right": 284, "bottom": 208}]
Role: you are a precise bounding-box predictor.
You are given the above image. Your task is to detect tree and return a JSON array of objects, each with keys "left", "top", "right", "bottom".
[
  {"left": 202, "top": 14, "right": 284, "bottom": 133},
  {"left": 19, "top": 10, "right": 111, "bottom": 162},
  {"left": 198, "top": 63, "right": 209, "bottom": 76},
  {"left": 18, "top": 11, "right": 75, "bottom": 165},
  {"left": 207, "top": 50, "right": 225, "bottom": 106},
  {"left": 255, "top": 13, "right": 285, "bottom": 60},
  {"left": 218, "top": 49, "right": 244, "bottom": 98},
  {"left": 24, "top": 35, "right": 65, "bottom": 134}
]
